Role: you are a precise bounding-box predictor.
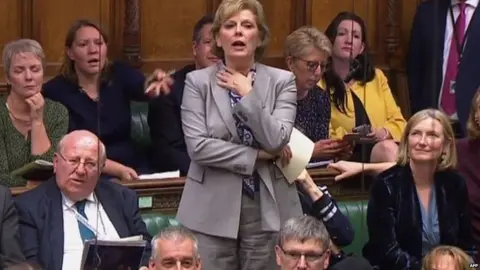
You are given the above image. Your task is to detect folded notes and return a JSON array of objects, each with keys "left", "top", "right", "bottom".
[{"left": 275, "top": 128, "right": 314, "bottom": 183}]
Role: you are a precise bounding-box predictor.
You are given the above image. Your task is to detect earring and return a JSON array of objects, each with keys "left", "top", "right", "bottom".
[{"left": 440, "top": 152, "right": 446, "bottom": 162}]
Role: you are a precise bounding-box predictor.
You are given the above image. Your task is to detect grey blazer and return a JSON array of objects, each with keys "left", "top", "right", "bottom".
[{"left": 176, "top": 63, "right": 302, "bottom": 239}]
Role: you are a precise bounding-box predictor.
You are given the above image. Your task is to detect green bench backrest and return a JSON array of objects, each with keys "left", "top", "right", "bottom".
[
  {"left": 141, "top": 200, "right": 369, "bottom": 255},
  {"left": 337, "top": 200, "right": 369, "bottom": 255}
]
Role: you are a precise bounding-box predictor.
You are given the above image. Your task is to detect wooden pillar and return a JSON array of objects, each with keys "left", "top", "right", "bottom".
[
  {"left": 123, "top": 0, "right": 141, "bottom": 68},
  {"left": 290, "top": 0, "right": 312, "bottom": 31},
  {"left": 384, "top": 0, "right": 401, "bottom": 61}
]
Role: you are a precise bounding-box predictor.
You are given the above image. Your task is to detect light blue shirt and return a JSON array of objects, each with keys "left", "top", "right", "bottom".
[{"left": 417, "top": 187, "right": 440, "bottom": 256}]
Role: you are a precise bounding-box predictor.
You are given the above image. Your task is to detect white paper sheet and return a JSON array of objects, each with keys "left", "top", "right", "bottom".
[
  {"left": 138, "top": 171, "right": 180, "bottom": 180},
  {"left": 275, "top": 128, "right": 314, "bottom": 183},
  {"left": 306, "top": 160, "right": 333, "bottom": 169}
]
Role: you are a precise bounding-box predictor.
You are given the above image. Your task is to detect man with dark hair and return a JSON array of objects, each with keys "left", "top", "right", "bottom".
[{"left": 148, "top": 14, "right": 219, "bottom": 175}]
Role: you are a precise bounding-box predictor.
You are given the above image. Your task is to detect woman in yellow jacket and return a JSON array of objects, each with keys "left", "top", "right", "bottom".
[{"left": 320, "top": 12, "right": 406, "bottom": 163}]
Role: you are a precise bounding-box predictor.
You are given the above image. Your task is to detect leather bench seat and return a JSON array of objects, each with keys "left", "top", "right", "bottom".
[
  {"left": 141, "top": 213, "right": 179, "bottom": 238},
  {"left": 140, "top": 200, "right": 369, "bottom": 255},
  {"left": 337, "top": 200, "right": 368, "bottom": 255}
]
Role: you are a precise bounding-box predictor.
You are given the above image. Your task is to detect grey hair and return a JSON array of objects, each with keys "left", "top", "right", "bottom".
[
  {"left": 150, "top": 226, "right": 199, "bottom": 261},
  {"left": 56, "top": 131, "right": 107, "bottom": 167},
  {"left": 2, "top": 39, "right": 46, "bottom": 76},
  {"left": 278, "top": 215, "right": 330, "bottom": 249}
]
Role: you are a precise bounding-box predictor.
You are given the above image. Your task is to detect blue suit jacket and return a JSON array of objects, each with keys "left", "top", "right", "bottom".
[
  {"left": 14, "top": 178, "right": 152, "bottom": 270},
  {"left": 407, "top": 0, "right": 480, "bottom": 136}
]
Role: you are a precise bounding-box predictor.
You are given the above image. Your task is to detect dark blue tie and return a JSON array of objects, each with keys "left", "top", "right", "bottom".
[{"left": 75, "top": 200, "right": 96, "bottom": 242}]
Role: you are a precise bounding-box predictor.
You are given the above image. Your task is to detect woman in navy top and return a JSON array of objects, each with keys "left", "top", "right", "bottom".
[
  {"left": 43, "top": 19, "right": 172, "bottom": 180},
  {"left": 284, "top": 26, "right": 350, "bottom": 162}
]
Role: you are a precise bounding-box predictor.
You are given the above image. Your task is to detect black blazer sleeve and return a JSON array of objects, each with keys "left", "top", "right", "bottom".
[
  {"left": 0, "top": 186, "right": 25, "bottom": 267},
  {"left": 406, "top": 3, "right": 426, "bottom": 115},
  {"left": 306, "top": 186, "right": 354, "bottom": 247},
  {"left": 366, "top": 177, "right": 421, "bottom": 270},
  {"left": 148, "top": 95, "right": 190, "bottom": 175},
  {"left": 14, "top": 196, "right": 39, "bottom": 263},
  {"left": 455, "top": 174, "right": 477, "bottom": 260}
]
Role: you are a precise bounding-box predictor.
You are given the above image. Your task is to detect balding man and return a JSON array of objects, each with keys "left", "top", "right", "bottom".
[
  {"left": 148, "top": 226, "right": 202, "bottom": 270},
  {"left": 15, "top": 130, "right": 152, "bottom": 270}
]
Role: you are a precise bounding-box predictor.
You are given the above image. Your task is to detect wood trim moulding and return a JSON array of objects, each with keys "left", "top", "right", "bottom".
[
  {"left": 290, "top": 0, "right": 313, "bottom": 31},
  {"left": 122, "top": 0, "right": 142, "bottom": 68},
  {"left": 20, "top": 0, "right": 33, "bottom": 38},
  {"left": 9, "top": 169, "right": 371, "bottom": 212}
]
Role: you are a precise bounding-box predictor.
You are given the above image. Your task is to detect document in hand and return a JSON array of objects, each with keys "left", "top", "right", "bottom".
[
  {"left": 275, "top": 128, "right": 315, "bottom": 184},
  {"left": 80, "top": 235, "right": 147, "bottom": 270},
  {"left": 10, "top": 159, "right": 54, "bottom": 181}
]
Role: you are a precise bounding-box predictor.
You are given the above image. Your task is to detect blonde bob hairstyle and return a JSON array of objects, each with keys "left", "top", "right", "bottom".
[
  {"left": 467, "top": 89, "right": 480, "bottom": 139},
  {"left": 284, "top": 26, "right": 332, "bottom": 59},
  {"left": 211, "top": 0, "right": 270, "bottom": 61},
  {"left": 421, "top": 245, "right": 473, "bottom": 270},
  {"left": 397, "top": 109, "right": 457, "bottom": 170}
]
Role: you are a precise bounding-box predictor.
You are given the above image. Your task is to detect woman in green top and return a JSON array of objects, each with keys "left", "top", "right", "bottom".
[{"left": 0, "top": 39, "right": 68, "bottom": 187}]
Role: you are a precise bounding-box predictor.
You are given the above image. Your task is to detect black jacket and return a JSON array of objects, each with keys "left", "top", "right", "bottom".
[
  {"left": 148, "top": 64, "right": 196, "bottom": 175},
  {"left": 363, "top": 164, "right": 476, "bottom": 270}
]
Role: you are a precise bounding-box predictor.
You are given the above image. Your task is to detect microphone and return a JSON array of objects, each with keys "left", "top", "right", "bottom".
[{"left": 343, "top": 59, "right": 361, "bottom": 83}]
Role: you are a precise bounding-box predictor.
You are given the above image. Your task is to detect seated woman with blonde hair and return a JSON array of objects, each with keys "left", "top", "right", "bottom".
[
  {"left": 0, "top": 39, "right": 68, "bottom": 187},
  {"left": 422, "top": 245, "right": 474, "bottom": 270},
  {"left": 352, "top": 109, "right": 475, "bottom": 269},
  {"left": 331, "top": 91, "right": 480, "bottom": 260}
]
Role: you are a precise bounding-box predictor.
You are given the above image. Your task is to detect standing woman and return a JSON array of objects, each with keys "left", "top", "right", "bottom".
[
  {"left": 176, "top": 0, "right": 301, "bottom": 269},
  {"left": 43, "top": 19, "right": 171, "bottom": 181},
  {"left": 0, "top": 39, "right": 68, "bottom": 187},
  {"left": 363, "top": 109, "right": 475, "bottom": 269}
]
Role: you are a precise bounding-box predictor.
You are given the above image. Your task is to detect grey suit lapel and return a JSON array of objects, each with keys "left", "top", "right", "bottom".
[
  {"left": 211, "top": 68, "right": 239, "bottom": 138},
  {"left": 253, "top": 64, "right": 271, "bottom": 107}
]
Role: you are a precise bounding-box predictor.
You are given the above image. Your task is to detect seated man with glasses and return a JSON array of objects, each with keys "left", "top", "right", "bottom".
[
  {"left": 14, "top": 130, "right": 152, "bottom": 270},
  {"left": 276, "top": 215, "right": 372, "bottom": 270}
]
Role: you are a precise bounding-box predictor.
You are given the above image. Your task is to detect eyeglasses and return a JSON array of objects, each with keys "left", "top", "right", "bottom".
[
  {"left": 279, "top": 245, "right": 329, "bottom": 263},
  {"left": 56, "top": 152, "right": 100, "bottom": 171},
  {"left": 296, "top": 58, "right": 328, "bottom": 73}
]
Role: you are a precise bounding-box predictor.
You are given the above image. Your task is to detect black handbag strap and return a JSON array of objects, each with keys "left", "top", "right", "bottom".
[{"left": 350, "top": 90, "right": 371, "bottom": 127}]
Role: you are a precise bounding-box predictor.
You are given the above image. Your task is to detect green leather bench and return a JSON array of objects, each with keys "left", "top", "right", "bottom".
[
  {"left": 140, "top": 200, "right": 369, "bottom": 255},
  {"left": 337, "top": 200, "right": 369, "bottom": 255}
]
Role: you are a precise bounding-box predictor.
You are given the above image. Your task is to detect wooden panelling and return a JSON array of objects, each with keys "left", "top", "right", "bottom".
[
  {"left": 0, "top": 0, "right": 426, "bottom": 114},
  {"left": 259, "top": 0, "right": 293, "bottom": 57},
  {"left": 0, "top": 0, "right": 24, "bottom": 83},
  {"left": 311, "top": 0, "right": 378, "bottom": 59},
  {"left": 139, "top": 0, "right": 209, "bottom": 73}
]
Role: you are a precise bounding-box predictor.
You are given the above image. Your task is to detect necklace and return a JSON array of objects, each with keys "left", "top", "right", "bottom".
[{"left": 5, "top": 103, "right": 31, "bottom": 123}]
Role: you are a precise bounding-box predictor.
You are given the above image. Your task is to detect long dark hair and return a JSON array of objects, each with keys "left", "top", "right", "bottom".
[{"left": 323, "top": 12, "right": 375, "bottom": 114}]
